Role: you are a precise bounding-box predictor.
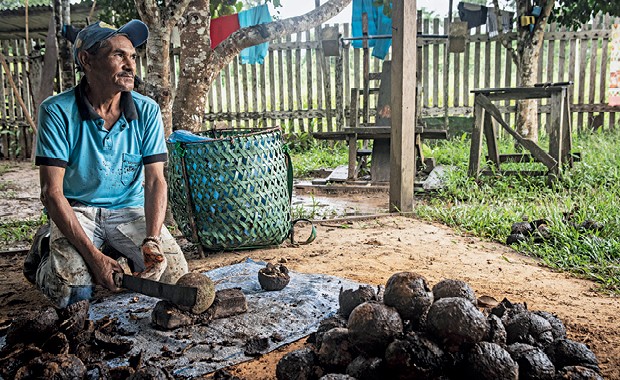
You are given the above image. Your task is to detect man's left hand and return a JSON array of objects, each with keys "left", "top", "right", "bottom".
[{"left": 135, "top": 236, "right": 167, "bottom": 281}]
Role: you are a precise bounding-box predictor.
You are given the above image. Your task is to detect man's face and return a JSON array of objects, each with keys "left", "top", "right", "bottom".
[{"left": 84, "top": 35, "right": 137, "bottom": 92}]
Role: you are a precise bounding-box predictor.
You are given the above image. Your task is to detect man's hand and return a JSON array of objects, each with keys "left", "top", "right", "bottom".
[
  {"left": 135, "top": 236, "right": 167, "bottom": 281},
  {"left": 90, "top": 252, "right": 125, "bottom": 291}
]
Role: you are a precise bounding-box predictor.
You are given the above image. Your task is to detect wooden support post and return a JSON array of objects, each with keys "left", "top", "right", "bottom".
[
  {"left": 483, "top": 111, "right": 499, "bottom": 170},
  {"left": 561, "top": 88, "right": 572, "bottom": 167},
  {"left": 549, "top": 91, "right": 563, "bottom": 174},
  {"left": 468, "top": 97, "right": 485, "bottom": 178},
  {"left": 389, "top": 0, "right": 417, "bottom": 212},
  {"left": 348, "top": 133, "right": 358, "bottom": 180}
]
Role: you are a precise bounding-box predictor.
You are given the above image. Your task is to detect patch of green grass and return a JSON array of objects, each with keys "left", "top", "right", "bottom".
[
  {"left": 0, "top": 215, "right": 47, "bottom": 247},
  {"left": 288, "top": 138, "right": 348, "bottom": 178},
  {"left": 414, "top": 130, "right": 620, "bottom": 293}
]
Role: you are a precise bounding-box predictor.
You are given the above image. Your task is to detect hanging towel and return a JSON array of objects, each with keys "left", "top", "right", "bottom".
[
  {"left": 211, "top": 13, "right": 241, "bottom": 49},
  {"left": 458, "top": 2, "right": 488, "bottom": 29},
  {"left": 351, "top": 0, "right": 392, "bottom": 60},
  {"left": 352, "top": 0, "right": 379, "bottom": 49},
  {"left": 487, "top": 8, "right": 514, "bottom": 37},
  {"left": 372, "top": 6, "right": 392, "bottom": 60},
  {"left": 238, "top": 4, "right": 273, "bottom": 64}
]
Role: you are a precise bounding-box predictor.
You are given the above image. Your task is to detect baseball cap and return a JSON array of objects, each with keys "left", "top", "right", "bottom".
[{"left": 73, "top": 19, "right": 149, "bottom": 69}]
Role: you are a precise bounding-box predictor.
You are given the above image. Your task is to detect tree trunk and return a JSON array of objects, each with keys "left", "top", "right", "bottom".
[
  {"left": 172, "top": 0, "right": 353, "bottom": 132},
  {"left": 516, "top": 43, "right": 540, "bottom": 142},
  {"left": 173, "top": 0, "right": 214, "bottom": 133},
  {"left": 136, "top": 0, "right": 193, "bottom": 136},
  {"left": 514, "top": 0, "right": 554, "bottom": 143},
  {"left": 143, "top": 26, "right": 174, "bottom": 135}
]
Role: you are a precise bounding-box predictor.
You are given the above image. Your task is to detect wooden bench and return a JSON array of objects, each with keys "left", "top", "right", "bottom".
[{"left": 313, "top": 60, "right": 448, "bottom": 181}]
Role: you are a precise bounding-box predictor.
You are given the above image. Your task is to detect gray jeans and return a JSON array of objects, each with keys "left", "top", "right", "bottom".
[{"left": 35, "top": 205, "right": 188, "bottom": 308}]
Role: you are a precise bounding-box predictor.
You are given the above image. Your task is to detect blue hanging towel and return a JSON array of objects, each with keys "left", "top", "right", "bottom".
[
  {"left": 352, "top": 0, "right": 378, "bottom": 49},
  {"left": 372, "top": 4, "right": 392, "bottom": 60},
  {"left": 351, "top": 0, "right": 392, "bottom": 60},
  {"left": 238, "top": 4, "right": 273, "bottom": 64}
]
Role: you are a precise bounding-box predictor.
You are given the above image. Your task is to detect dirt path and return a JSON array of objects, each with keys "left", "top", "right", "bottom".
[{"left": 0, "top": 162, "right": 618, "bottom": 379}]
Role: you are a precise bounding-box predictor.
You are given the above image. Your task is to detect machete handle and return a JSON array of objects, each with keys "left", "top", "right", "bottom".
[{"left": 113, "top": 272, "right": 124, "bottom": 288}]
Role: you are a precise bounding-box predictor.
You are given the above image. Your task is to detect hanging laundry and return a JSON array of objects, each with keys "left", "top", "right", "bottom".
[
  {"left": 487, "top": 8, "right": 514, "bottom": 38},
  {"left": 372, "top": 4, "right": 392, "bottom": 60},
  {"left": 352, "top": 0, "right": 378, "bottom": 49},
  {"left": 351, "top": 0, "right": 392, "bottom": 60},
  {"left": 210, "top": 13, "right": 241, "bottom": 49},
  {"left": 457, "top": 2, "right": 488, "bottom": 30},
  {"left": 238, "top": 4, "right": 273, "bottom": 64}
]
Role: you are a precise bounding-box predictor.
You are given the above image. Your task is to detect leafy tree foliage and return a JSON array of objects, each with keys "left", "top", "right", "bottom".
[
  {"left": 554, "top": 1, "right": 620, "bottom": 29},
  {"left": 96, "top": 0, "right": 279, "bottom": 26}
]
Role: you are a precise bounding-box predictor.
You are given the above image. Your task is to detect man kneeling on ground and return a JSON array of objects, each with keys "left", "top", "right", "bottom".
[{"left": 25, "top": 19, "right": 188, "bottom": 308}]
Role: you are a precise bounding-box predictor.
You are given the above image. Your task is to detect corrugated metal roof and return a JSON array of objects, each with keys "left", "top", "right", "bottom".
[{"left": 0, "top": 2, "right": 96, "bottom": 40}]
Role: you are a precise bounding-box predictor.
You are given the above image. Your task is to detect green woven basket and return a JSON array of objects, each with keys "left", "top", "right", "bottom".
[{"left": 167, "top": 128, "right": 292, "bottom": 251}]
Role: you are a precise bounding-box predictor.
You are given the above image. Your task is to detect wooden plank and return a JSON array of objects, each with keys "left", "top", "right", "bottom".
[
  {"left": 463, "top": 24, "right": 471, "bottom": 108},
  {"left": 548, "top": 91, "right": 563, "bottom": 171},
  {"left": 241, "top": 61, "right": 249, "bottom": 128},
  {"left": 600, "top": 15, "right": 610, "bottom": 118},
  {"left": 214, "top": 71, "right": 223, "bottom": 123},
  {"left": 335, "top": 52, "right": 344, "bottom": 131},
  {"left": 483, "top": 111, "right": 500, "bottom": 170},
  {"left": 305, "top": 30, "right": 313, "bottom": 130},
  {"left": 389, "top": 0, "right": 417, "bottom": 212},
  {"left": 314, "top": 0, "right": 324, "bottom": 131},
  {"left": 587, "top": 15, "right": 601, "bottom": 128},
  {"left": 285, "top": 34, "right": 294, "bottom": 131},
  {"left": 422, "top": 17, "right": 430, "bottom": 109},
  {"left": 484, "top": 32, "right": 491, "bottom": 89},
  {"left": 468, "top": 102, "right": 485, "bottom": 178},
  {"left": 453, "top": 43, "right": 460, "bottom": 107},
  {"left": 251, "top": 63, "right": 258, "bottom": 129},
  {"left": 432, "top": 18, "right": 440, "bottom": 108},
  {"left": 343, "top": 25, "right": 350, "bottom": 117},
  {"left": 568, "top": 35, "right": 577, "bottom": 130},
  {"left": 223, "top": 60, "right": 232, "bottom": 116},
  {"left": 268, "top": 47, "right": 276, "bottom": 128},
  {"left": 260, "top": 55, "right": 267, "bottom": 128},
  {"left": 577, "top": 24, "right": 588, "bottom": 132},
  {"left": 547, "top": 23, "right": 557, "bottom": 83},
  {"left": 503, "top": 42, "right": 513, "bottom": 129},
  {"left": 473, "top": 26, "right": 481, "bottom": 91},
  {"left": 296, "top": 32, "right": 304, "bottom": 131},
  {"left": 314, "top": 33, "right": 324, "bottom": 131},
  {"left": 232, "top": 56, "right": 241, "bottom": 128},
  {"left": 4, "top": 41, "right": 16, "bottom": 160}
]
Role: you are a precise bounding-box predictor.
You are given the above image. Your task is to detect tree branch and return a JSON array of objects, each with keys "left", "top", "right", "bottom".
[
  {"left": 210, "top": 0, "right": 351, "bottom": 73},
  {"left": 165, "top": 0, "right": 195, "bottom": 30}
]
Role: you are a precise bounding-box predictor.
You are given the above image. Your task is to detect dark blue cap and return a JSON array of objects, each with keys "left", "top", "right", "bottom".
[{"left": 73, "top": 19, "right": 149, "bottom": 69}]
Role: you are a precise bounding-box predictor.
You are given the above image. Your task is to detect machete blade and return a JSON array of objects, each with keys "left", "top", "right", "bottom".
[{"left": 116, "top": 273, "right": 198, "bottom": 308}]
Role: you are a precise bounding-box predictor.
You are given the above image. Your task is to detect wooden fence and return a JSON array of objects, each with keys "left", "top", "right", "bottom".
[{"left": 2, "top": 15, "right": 620, "bottom": 160}]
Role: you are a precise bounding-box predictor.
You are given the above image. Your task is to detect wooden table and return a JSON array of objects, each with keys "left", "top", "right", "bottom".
[
  {"left": 468, "top": 85, "right": 574, "bottom": 180},
  {"left": 313, "top": 127, "right": 447, "bottom": 181}
]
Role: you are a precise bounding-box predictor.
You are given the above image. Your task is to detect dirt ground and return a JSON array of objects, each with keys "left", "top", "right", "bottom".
[{"left": 0, "top": 162, "right": 619, "bottom": 379}]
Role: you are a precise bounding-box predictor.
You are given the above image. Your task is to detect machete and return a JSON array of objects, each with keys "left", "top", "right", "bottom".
[{"left": 113, "top": 272, "right": 198, "bottom": 308}]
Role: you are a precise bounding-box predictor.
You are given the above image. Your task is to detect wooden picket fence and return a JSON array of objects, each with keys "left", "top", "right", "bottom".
[{"left": 2, "top": 15, "right": 620, "bottom": 161}]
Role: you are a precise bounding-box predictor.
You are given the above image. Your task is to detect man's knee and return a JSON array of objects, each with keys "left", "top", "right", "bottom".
[
  {"left": 159, "top": 231, "right": 188, "bottom": 284},
  {"left": 36, "top": 238, "right": 95, "bottom": 308}
]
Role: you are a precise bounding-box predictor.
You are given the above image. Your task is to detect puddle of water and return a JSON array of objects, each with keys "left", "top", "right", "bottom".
[{"left": 291, "top": 193, "right": 389, "bottom": 220}]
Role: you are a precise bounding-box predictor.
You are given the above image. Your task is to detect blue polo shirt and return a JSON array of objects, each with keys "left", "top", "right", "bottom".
[{"left": 35, "top": 79, "right": 168, "bottom": 209}]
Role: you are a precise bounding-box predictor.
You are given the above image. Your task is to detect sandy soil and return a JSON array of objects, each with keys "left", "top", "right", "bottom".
[{"left": 0, "top": 161, "right": 618, "bottom": 379}]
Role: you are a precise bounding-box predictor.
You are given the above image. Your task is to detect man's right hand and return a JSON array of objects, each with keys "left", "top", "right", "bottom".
[{"left": 90, "top": 252, "right": 125, "bottom": 291}]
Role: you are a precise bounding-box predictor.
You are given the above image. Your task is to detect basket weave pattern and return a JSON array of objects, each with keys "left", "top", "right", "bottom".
[{"left": 167, "top": 128, "right": 290, "bottom": 250}]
